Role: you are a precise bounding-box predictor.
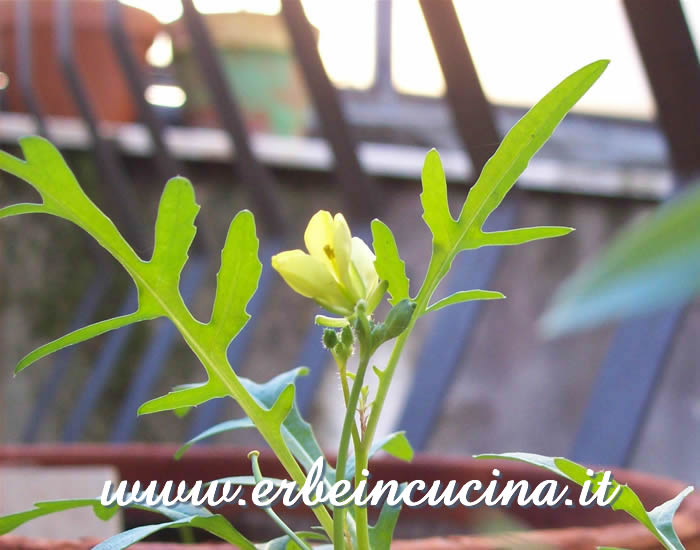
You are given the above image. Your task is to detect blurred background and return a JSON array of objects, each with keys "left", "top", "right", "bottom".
[{"left": 0, "top": 0, "right": 698, "bottom": 492}]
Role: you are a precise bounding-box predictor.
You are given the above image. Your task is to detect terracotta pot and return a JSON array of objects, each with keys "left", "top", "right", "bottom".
[
  {"left": 0, "top": 445, "right": 698, "bottom": 549},
  {"left": 0, "top": 0, "right": 161, "bottom": 122}
]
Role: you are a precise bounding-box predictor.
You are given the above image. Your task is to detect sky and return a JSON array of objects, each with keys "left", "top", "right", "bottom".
[{"left": 121, "top": 0, "right": 700, "bottom": 120}]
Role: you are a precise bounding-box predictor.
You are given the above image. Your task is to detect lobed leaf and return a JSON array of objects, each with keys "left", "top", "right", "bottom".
[
  {"left": 418, "top": 61, "right": 608, "bottom": 302},
  {"left": 476, "top": 452, "right": 694, "bottom": 550},
  {"left": 0, "top": 139, "right": 264, "bottom": 415},
  {"left": 0, "top": 138, "right": 142, "bottom": 272},
  {"left": 371, "top": 219, "right": 410, "bottom": 305},
  {"left": 458, "top": 60, "right": 609, "bottom": 237}
]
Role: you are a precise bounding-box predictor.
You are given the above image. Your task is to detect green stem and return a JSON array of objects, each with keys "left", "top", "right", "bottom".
[
  {"left": 361, "top": 276, "right": 436, "bottom": 459},
  {"left": 353, "top": 441, "right": 370, "bottom": 550},
  {"left": 249, "top": 451, "right": 313, "bottom": 550},
  {"left": 334, "top": 347, "right": 371, "bottom": 550},
  {"left": 334, "top": 353, "right": 362, "bottom": 451}
]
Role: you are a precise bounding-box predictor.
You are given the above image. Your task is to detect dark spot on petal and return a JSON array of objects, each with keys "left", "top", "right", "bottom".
[{"left": 324, "top": 244, "right": 335, "bottom": 260}]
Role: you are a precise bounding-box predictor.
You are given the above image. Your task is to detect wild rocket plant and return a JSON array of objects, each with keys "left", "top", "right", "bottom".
[{"left": 0, "top": 60, "right": 694, "bottom": 550}]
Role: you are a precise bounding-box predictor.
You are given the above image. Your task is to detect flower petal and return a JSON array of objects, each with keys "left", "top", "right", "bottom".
[
  {"left": 351, "top": 236, "right": 379, "bottom": 296},
  {"left": 332, "top": 213, "right": 355, "bottom": 298},
  {"left": 304, "top": 210, "right": 334, "bottom": 266},
  {"left": 271, "top": 249, "right": 350, "bottom": 312}
]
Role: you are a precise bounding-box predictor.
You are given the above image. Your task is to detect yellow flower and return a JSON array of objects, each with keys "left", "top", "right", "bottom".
[{"left": 272, "top": 211, "right": 383, "bottom": 316}]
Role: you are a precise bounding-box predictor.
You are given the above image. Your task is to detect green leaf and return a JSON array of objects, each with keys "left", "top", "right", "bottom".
[
  {"left": 457, "top": 60, "right": 608, "bottom": 241},
  {"left": 0, "top": 138, "right": 263, "bottom": 418},
  {"left": 368, "top": 483, "right": 405, "bottom": 550},
  {"left": 0, "top": 497, "right": 254, "bottom": 550},
  {"left": 148, "top": 177, "right": 200, "bottom": 287},
  {"left": 0, "top": 136, "right": 335, "bottom": 537},
  {"left": 245, "top": 368, "right": 334, "bottom": 483},
  {"left": 420, "top": 148, "right": 458, "bottom": 251},
  {"left": 15, "top": 311, "right": 152, "bottom": 374},
  {"left": 371, "top": 219, "right": 410, "bottom": 305},
  {"left": 476, "top": 452, "right": 694, "bottom": 550},
  {"left": 424, "top": 289, "right": 505, "bottom": 315},
  {"left": 345, "top": 431, "right": 414, "bottom": 479},
  {"left": 138, "top": 379, "right": 228, "bottom": 415},
  {"left": 478, "top": 226, "right": 574, "bottom": 247},
  {"left": 208, "top": 210, "right": 262, "bottom": 347},
  {"left": 175, "top": 417, "right": 256, "bottom": 459},
  {"left": 418, "top": 61, "right": 608, "bottom": 304},
  {"left": 0, "top": 138, "right": 144, "bottom": 278},
  {"left": 0, "top": 203, "right": 46, "bottom": 219},
  {"left": 541, "top": 182, "right": 700, "bottom": 336},
  {"left": 0, "top": 496, "right": 254, "bottom": 549},
  {"left": 94, "top": 515, "right": 254, "bottom": 550},
  {"left": 173, "top": 368, "right": 334, "bottom": 483},
  {"left": 0, "top": 499, "right": 118, "bottom": 534}
]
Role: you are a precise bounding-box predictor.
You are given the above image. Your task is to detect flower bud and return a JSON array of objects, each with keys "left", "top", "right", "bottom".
[
  {"left": 340, "top": 325, "right": 354, "bottom": 347},
  {"left": 383, "top": 299, "right": 417, "bottom": 340},
  {"left": 322, "top": 328, "right": 339, "bottom": 350}
]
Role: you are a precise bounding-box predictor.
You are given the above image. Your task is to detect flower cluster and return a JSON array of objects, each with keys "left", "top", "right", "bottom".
[{"left": 271, "top": 211, "right": 383, "bottom": 317}]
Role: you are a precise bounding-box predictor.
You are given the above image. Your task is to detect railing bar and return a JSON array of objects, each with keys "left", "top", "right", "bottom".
[
  {"left": 62, "top": 287, "right": 140, "bottom": 442},
  {"left": 21, "top": 274, "right": 112, "bottom": 442},
  {"left": 374, "top": 0, "right": 393, "bottom": 98},
  {"left": 419, "top": 0, "right": 500, "bottom": 174},
  {"left": 571, "top": 307, "right": 686, "bottom": 466},
  {"left": 105, "top": 0, "right": 182, "bottom": 182},
  {"left": 280, "top": 0, "right": 378, "bottom": 221},
  {"left": 622, "top": 0, "right": 700, "bottom": 181},
  {"left": 15, "top": 1, "right": 48, "bottom": 137},
  {"left": 55, "top": 0, "right": 149, "bottom": 252},
  {"left": 180, "top": 0, "right": 284, "bottom": 236}
]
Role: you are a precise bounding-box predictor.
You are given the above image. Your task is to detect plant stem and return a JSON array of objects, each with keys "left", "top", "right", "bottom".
[
  {"left": 334, "top": 353, "right": 362, "bottom": 451},
  {"left": 353, "top": 440, "right": 370, "bottom": 550},
  {"left": 333, "top": 347, "right": 371, "bottom": 550},
  {"left": 361, "top": 278, "right": 435, "bottom": 458},
  {"left": 250, "top": 451, "right": 313, "bottom": 550}
]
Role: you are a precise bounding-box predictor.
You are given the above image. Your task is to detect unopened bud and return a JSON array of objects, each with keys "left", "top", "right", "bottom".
[
  {"left": 341, "top": 325, "right": 354, "bottom": 347},
  {"left": 382, "top": 299, "right": 417, "bottom": 341},
  {"left": 322, "top": 328, "right": 338, "bottom": 349}
]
